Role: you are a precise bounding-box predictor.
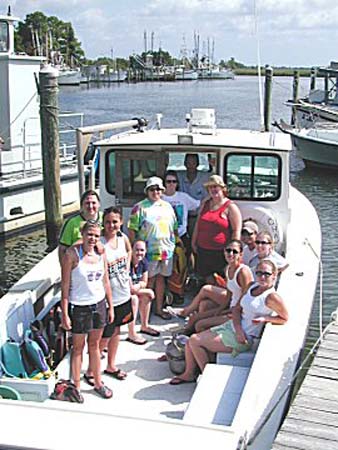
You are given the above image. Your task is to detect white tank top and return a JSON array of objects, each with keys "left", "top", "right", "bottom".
[
  {"left": 102, "top": 233, "right": 130, "bottom": 306},
  {"left": 237, "top": 283, "right": 275, "bottom": 338},
  {"left": 226, "top": 264, "right": 245, "bottom": 307},
  {"left": 69, "top": 247, "right": 105, "bottom": 306}
]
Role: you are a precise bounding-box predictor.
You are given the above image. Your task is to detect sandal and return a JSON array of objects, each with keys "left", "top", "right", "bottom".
[
  {"left": 94, "top": 383, "right": 113, "bottom": 399},
  {"left": 169, "top": 376, "right": 196, "bottom": 385},
  {"left": 154, "top": 310, "right": 172, "bottom": 320},
  {"left": 104, "top": 369, "right": 127, "bottom": 380},
  {"left": 83, "top": 373, "right": 95, "bottom": 387},
  {"left": 140, "top": 328, "right": 160, "bottom": 337}
]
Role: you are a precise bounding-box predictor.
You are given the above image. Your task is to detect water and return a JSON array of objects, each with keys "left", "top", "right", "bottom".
[{"left": 1, "top": 76, "right": 337, "bottom": 350}]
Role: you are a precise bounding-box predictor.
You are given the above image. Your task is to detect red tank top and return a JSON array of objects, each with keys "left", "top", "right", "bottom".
[{"left": 197, "top": 199, "right": 231, "bottom": 250}]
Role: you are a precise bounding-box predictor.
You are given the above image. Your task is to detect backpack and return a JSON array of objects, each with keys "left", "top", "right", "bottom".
[
  {"left": 0, "top": 339, "right": 28, "bottom": 378},
  {"left": 167, "top": 240, "right": 188, "bottom": 297},
  {"left": 50, "top": 379, "right": 84, "bottom": 403},
  {"left": 30, "top": 320, "right": 50, "bottom": 358},
  {"left": 23, "top": 330, "right": 51, "bottom": 377}
]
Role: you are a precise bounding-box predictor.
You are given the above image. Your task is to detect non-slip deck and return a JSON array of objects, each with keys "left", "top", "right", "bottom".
[{"left": 272, "top": 321, "right": 338, "bottom": 450}]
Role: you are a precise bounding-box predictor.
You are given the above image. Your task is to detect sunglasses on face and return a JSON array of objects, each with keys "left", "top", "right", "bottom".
[
  {"left": 165, "top": 179, "right": 178, "bottom": 184},
  {"left": 224, "top": 248, "right": 239, "bottom": 255},
  {"left": 255, "top": 270, "right": 273, "bottom": 278},
  {"left": 148, "top": 187, "right": 161, "bottom": 192},
  {"left": 255, "top": 240, "right": 271, "bottom": 245}
]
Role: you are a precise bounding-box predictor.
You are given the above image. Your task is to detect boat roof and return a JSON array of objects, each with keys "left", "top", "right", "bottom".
[{"left": 94, "top": 127, "right": 292, "bottom": 153}]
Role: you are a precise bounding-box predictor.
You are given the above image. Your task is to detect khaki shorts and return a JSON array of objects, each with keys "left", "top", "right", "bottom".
[
  {"left": 211, "top": 320, "right": 252, "bottom": 356},
  {"left": 148, "top": 258, "right": 173, "bottom": 278}
]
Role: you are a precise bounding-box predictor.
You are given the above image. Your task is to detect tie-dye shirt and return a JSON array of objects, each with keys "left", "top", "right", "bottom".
[{"left": 128, "top": 198, "right": 178, "bottom": 261}]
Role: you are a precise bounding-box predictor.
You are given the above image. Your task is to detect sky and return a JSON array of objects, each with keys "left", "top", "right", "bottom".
[{"left": 1, "top": 0, "right": 338, "bottom": 67}]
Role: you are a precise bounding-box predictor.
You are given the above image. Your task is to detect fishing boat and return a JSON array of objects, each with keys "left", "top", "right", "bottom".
[
  {"left": 57, "top": 66, "right": 81, "bottom": 86},
  {"left": 278, "top": 120, "right": 338, "bottom": 168},
  {"left": 198, "top": 66, "right": 235, "bottom": 80},
  {"left": 175, "top": 67, "right": 198, "bottom": 80},
  {"left": 0, "top": 106, "right": 321, "bottom": 449},
  {"left": 0, "top": 13, "right": 85, "bottom": 235}
]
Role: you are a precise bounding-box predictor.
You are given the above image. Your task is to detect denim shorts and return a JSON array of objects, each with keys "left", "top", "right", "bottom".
[{"left": 70, "top": 299, "right": 107, "bottom": 334}]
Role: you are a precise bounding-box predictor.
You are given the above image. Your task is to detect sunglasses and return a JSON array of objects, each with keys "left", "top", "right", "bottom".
[
  {"left": 224, "top": 248, "right": 239, "bottom": 255},
  {"left": 255, "top": 270, "right": 273, "bottom": 277},
  {"left": 255, "top": 240, "right": 271, "bottom": 245},
  {"left": 165, "top": 179, "right": 178, "bottom": 184},
  {"left": 148, "top": 187, "right": 161, "bottom": 192}
]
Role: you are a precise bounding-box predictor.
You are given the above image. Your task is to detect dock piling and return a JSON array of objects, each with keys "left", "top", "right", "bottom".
[
  {"left": 39, "top": 66, "right": 63, "bottom": 250},
  {"left": 264, "top": 66, "right": 273, "bottom": 131},
  {"left": 310, "top": 67, "right": 316, "bottom": 91},
  {"left": 291, "top": 70, "right": 300, "bottom": 125}
]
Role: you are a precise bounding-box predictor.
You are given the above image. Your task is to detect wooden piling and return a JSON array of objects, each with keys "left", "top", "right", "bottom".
[
  {"left": 310, "top": 67, "right": 316, "bottom": 91},
  {"left": 39, "top": 66, "right": 63, "bottom": 250},
  {"left": 291, "top": 70, "right": 300, "bottom": 125},
  {"left": 264, "top": 66, "right": 273, "bottom": 132},
  {"left": 324, "top": 72, "right": 329, "bottom": 103}
]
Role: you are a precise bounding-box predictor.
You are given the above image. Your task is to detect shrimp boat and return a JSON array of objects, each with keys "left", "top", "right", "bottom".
[
  {"left": 0, "top": 108, "right": 321, "bottom": 449},
  {"left": 0, "top": 13, "right": 83, "bottom": 235}
]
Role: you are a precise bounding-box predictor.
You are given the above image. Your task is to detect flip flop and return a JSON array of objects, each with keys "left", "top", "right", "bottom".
[
  {"left": 154, "top": 311, "right": 172, "bottom": 320},
  {"left": 94, "top": 383, "right": 113, "bottom": 399},
  {"left": 169, "top": 376, "right": 196, "bottom": 385},
  {"left": 83, "top": 373, "right": 95, "bottom": 387},
  {"left": 140, "top": 328, "right": 160, "bottom": 337},
  {"left": 104, "top": 369, "right": 127, "bottom": 380},
  {"left": 126, "top": 336, "right": 147, "bottom": 345},
  {"left": 166, "top": 306, "right": 186, "bottom": 320},
  {"left": 157, "top": 354, "right": 168, "bottom": 362}
]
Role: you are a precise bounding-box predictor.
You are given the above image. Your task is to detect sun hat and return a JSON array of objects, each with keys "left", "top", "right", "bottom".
[
  {"left": 204, "top": 174, "right": 226, "bottom": 188},
  {"left": 242, "top": 220, "right": 259, "bottom": 234},
  {"left": 144, "top": 176, "right": 165, "bottom": 193}
]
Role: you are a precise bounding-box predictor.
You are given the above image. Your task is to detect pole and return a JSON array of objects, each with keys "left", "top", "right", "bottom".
[
  {"left": 324, "top": 72, "right": 329, "bottom": 103},
  {"left": 310, "top": 67, "right": 316, "bottom": 91},
  {"left": 264, "top": 66, "right": 273, "bottom": 132},
  {"left": 39, "top": 65, "right": 63, "bottom": 250},
  {"left": 291, "top": 70, "right": 299, "bottom": 125}
]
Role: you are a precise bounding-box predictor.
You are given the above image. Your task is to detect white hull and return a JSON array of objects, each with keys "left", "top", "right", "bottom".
[
  {"left": 175, "top": 69, "right": 198, "bottom": 80},
  {"left": 58, "top": 68, "right": 81, "bottom": 86},
  {"left": 199, "top": 68, "right": 235, "bottom": 80}
]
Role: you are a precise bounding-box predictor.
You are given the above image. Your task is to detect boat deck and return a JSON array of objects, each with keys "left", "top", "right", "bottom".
[
  {"left": 43, "top": 313, "right": 196, "bottom": 420},
  {"left": 272, "top": 319, "right": 338, "bottom": 450}
]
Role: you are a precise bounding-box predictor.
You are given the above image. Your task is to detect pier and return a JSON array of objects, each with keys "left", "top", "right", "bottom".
[{"left": 272, "top": 312, "right": 338, "bottom": 449}]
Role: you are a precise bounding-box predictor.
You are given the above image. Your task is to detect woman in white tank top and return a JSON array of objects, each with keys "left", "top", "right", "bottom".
[
  {"left": 168, "top": 240, "right": 253, "bottom": 334},
  {"left": 61, "top": 220, "right": 113, "bottom": 399},
  {"left": 169, "top": 259, "right": 288, "bottom": 385}
]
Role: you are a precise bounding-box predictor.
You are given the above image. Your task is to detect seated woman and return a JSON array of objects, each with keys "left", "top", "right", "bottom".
[
  {"left": 168, "top": 240, "right": 253, "bottom": 334},
  {"left": 169, "top": 260, "right": 288, "bottom": 384},
  {"left": 127, "top": 240, "right": 158, "bottom": 344},
  {"left": 249, "top": 231, "right": 289, "bottom": 280}
]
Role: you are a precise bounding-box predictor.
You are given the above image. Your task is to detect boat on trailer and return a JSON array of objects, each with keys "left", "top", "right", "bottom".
[{"left": 0, "top": 108, "right": 321, "bottom": 449}]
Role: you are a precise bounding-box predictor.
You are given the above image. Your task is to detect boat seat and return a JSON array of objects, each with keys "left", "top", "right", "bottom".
[
  {"left": 216, "top": 338, "right": 260, "bottom": 368},
  {"left": 183, "top": 364, "right": 250, "bottom": 426}
]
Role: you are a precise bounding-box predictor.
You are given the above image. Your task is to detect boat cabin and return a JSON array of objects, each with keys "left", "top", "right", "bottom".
[{"left": 92, "top": 109, "right": 291, "bottom": 251}]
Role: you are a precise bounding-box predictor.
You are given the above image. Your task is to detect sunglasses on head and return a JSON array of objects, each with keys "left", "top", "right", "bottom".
[
  {"left": 241, "top": 229, "right": 254, "bottom": 236},
  {"left": 255, "top": 240, "right": 271, "bottom": 245},
  {"left": 148, "top": 186, "right": 161, "bottom": 192},
  {"left": 255, "top": 270, "right": 273, "bottom": 277},
  {"left": 165, "top": 179, "right": 178, "bottom": 184},
  {"left": 224, "top": 248, "right": 239, "bottom": 255}
]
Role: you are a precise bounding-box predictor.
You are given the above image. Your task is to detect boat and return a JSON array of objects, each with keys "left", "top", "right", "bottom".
[
  {"left": 175, "top": 67, "right": 198, "bottom": 80},
  {"left": 57, "top": 66, "right": 81, "bottom": 86},
  {"left": 198, "top": 66, "right": 235, "bottom": 80},
  {"left": 0, "top": 106, "right": 321, "bottom": 449},
  {"left": 0, "top": 13, "right": 86, "bottom": 235},
  {"left": 277, "top": 120, "right": 338, "bottom": 168}
]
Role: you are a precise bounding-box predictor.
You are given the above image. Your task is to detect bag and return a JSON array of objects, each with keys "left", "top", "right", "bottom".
[
  {"left": 30, "top": 320, "right": 50, "bottom": 358},
  {"left": 44, "top": 302, "right": 71, "bottom": 368},
  {"left": 23, "top": 330, "right": 51, "bottom": 377},
  {"left": 0, "top": 340, "right": 28, "bottom": 378},
  {"left": 165, "top": 334, "right": 189, "bottom": 375},
  {"left": 167, "top": 240, "right": 188, "bottom": 297},
  {"left": 50, "top": 379, "right": 84, "bottom": 403}
]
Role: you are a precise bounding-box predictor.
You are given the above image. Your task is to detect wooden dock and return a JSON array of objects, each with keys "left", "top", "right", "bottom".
[{"left": 272, "top": 317, "right": 338, "bottom": 449}]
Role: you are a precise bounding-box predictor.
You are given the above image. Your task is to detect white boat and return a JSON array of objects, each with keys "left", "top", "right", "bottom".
[
  {"left": 0, "top": 107, "right": 321, "bottom": 449},
  {"left": 0, "top": 14, "right": 85, "bottom": 235},
  {"left": 278, "top": 120, "right": 338, "bottom": 168},
  {"left": 198, "top": 66, "right": 235, "bottom": 80},
  {"left": 57, "top": 67, "right": 81, "bottom": 86},
  {"left": 175, "top": 67, "right": 198, "bottom": 80}
]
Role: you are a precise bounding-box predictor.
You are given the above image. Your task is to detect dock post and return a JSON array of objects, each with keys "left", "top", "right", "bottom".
[
  {"left": 264, "top": 66, "right": 273, "bottom": 131},
  {"left": 324, "top": 72, "right": 329, "bottom": 103},
  {"left": 39, "top": 65, "right": 63, "bottom": 250},
  {"left": 310, "top": 67, "right": 316, "bottom": 91},
  {"left": 291, "top": 70, "right": 300, "bottom": 125}
]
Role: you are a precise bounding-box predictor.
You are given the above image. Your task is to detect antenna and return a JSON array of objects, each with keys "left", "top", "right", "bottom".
[
  {"left": 144, "top": 30, "right": 147, "bottom": 53},
  {"left": 7, "top": 5, "right": 11, "bottom": 16},
  {"left": 254, "top": 0, "right": 265, "bottom": 131}
]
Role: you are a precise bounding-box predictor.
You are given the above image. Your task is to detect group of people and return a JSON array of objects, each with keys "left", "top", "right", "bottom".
[{"left": 59, "top": 153, "right": 289, "bottom": 399}]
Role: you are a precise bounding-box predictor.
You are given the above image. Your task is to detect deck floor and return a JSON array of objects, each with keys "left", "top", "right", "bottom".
[
  {"left": 272, "top": 322, "right": 338, "bottom": 450},
  {"left": 42, "top": 312, "right": 196, "bottom": 421}
]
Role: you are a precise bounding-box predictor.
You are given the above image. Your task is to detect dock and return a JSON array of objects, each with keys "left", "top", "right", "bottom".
[{"left": 272, "top": 313, "right": 338, "bottom": 450}]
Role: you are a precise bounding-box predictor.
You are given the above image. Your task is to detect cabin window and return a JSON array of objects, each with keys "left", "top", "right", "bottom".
[
  {"left": 225, "top": 153, "right": 281, "bottom": 200},
  {"left": 0, "top": 22, "right": 8, "bottom": 52},
  {"left": 106, "top": 151, "right": 116, "bottom": 193}
]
